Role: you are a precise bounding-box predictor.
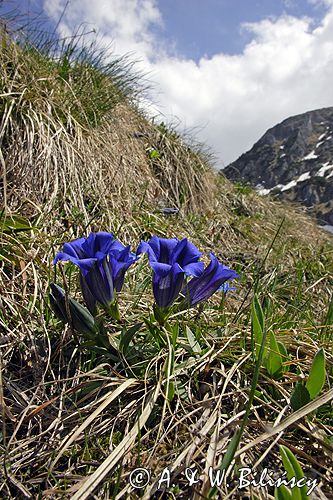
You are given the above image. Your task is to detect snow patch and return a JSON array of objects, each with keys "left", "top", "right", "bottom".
[
  {"left": 255, "top": 161, "right": 332, "bottom": 196},
  {"left": 302, "top": 150, "right": 318, "bottom": 161},
  {"left": 256, "top": 186, "right": 271, "bottom": 195},
  {"left": 316, "top": 141, "right": 324, "bottom": 148},
  {"left": 281, "top": 180, "right": 297, "bottom": 191},
  {"left": 280, "top": 145, "right": 285, "bottom": 149},
  {"left": 318, "top": 132, "right": 327, "bottom": 141},
  {"left": 280, "top": 153, "right": 286, "bottom": 158},
  {"left": 297, "top": 171, "right": 311, "bottom": 182},
  {"left": 316, "top": 162, "right": 333, "bottom": 177}
]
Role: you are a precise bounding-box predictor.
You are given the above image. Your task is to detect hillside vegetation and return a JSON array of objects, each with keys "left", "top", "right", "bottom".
[{"left": 1, "top": 19, "right": 333, "bottom": 500}]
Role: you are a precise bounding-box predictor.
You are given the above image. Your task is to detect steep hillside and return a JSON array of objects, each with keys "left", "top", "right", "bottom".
[
  {"left": 223, "top": 107, "right": 333, "bottom": 225},
  {"left": 1, "top": 21, "right": 333, "bottom": 500},
  {"left": 0, "top": 24, "right": 331, "bottom": 257}
]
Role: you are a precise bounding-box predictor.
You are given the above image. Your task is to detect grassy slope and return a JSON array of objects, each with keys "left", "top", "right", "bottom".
[{"left": 1, "top": 23, "right": 333, "bottom": 499}]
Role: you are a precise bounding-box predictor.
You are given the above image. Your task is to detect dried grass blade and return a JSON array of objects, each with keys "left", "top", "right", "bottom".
[
  {"left": 198, "top": 422, "right": 220, "bottom": 499},
  {"left": 50, "top": 377, "right": 138, "bottom": 470},
  {"left": 70, "top": 382, "right": 161, "bottom": 500},
  {"left": 235, "top": 387, "right": 333, "bottom": 459}
]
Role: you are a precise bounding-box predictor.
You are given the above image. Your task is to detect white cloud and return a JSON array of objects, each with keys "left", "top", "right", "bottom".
[
  {"left": 43, "top": 0, "right": 333, "bottom": 166},
  {"left": 44, "top": 0, "right": 163, "bottom": 62}
]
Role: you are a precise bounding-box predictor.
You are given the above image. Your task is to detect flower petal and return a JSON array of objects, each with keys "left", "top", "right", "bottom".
[
  {"left": 186, "top": 253, "right": 238, "bottom": 306},
  {"left": 172, "top": 238, "right": 202, "bottom": 268},
  {"left": 94, "top": 232, "right": 116, "bottom": 253},
  {"left": 182, "top": 261, "right": 205, "bottom": 277},
  {"left": 137, "top": 240, "right": 157, "bottom": 261},
  {"left": 150, "top": 261, "right": 172, "bottom": 277},
  {"left": 80, "top": 273, "right": 97, "bottom": 314},
  {"left": 73, "top": 258, "right": 99, "bottom": 276},
  {"left": 153, "top": 263, "right": 185, "bottom": 308},
  {"left": 138, "top": 236, "right": 179, "bottom": 264},
  {"left": 63, "top": 238, "right": 86, "bottom": 258},
  {"left": 157, "top": 237, "right": 179, "bottom": 263},
  {"left": 84, "top": 259, "right": 114, "bottom": 306}
]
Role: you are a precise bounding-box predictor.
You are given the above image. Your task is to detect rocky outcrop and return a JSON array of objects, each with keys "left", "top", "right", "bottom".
[{"left": 223, "top": 107, "right": 333, "bottom": 225}]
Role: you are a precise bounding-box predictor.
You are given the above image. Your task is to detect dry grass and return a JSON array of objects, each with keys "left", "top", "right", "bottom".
[
  {"left": 1, "top": 21, "right": 333, "bottom": 499},
  {"left": 0, "top": 22, "right": 216, "bottom": 229}
]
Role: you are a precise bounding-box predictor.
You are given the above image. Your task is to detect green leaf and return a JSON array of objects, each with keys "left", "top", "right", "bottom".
[
  {"left": 251, "top": 295, "right": 265, "bottom": 360},
  {"left": 74, "top": 379, "right": 106, "bottom": 397},
  {"left": 305, "top": 348, "right": 326, "bottom": 400},
  {"left": 290, "top": 382, "right": 311, "bottom": 411},
  {"left": 0, "top": 213, "right": 33, "bottom": 233},
  {"left": 50, "top": 283, "right": 98, "bottom": 337},
  {"left": 149, "top": 149, "right": 160, "bottom": 159},
  {"left": 208, "top": 294, "right": 268, "bottom": 499},
  {"left": 69, "top": 297, "right": 98, "bottom": 335},
  {"left": 274, "top": 484, "right": 293, "bottom": 500},
  {"left": 167, "top": 381, "right": 175, "bottom": 402},
  {"left": 278, "top": 341, "right": 289, "bottom": 372},
  {"left": 279, "top": 446, "right": 308, "bottom": 500},
  {"left": 265, "top": 331, "right": 283, "bottom": 379},
  {"left": 325, "top": 296, "right": 333, "bottom": 325},
  {"left": 169, "top": 322, "right": 179, "bottom": 348},
  {"left": 153, "top": 303, "right": 170, "bottom": 326},
  {"left": 220, "top": 429, "right": 242, "bottom": 471},
  {"left": 119, "top": 323, "right": 143, "bottom": 355},
  {"left": 185, "top": 326, "right": 201, "bottom": 355},
  {"left": 143, "top": 317, "right": 166, "bottom": 347}
]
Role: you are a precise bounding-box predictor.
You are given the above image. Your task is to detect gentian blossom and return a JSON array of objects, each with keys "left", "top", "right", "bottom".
[
  {"left": 137, "top": 236, "right": 204, "bottom": 308},
  {"left": 54, "top": 232, "right": 136, "bottom": 313},
  {"left": 220, "top": 282, "right": 236, "bottom": 294},
  {"left": 183, "top": 253, "right": 238, "bottom": 307}
]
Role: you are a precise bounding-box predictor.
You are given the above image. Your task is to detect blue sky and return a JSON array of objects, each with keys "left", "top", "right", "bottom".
[
  {"left": 3, "top": 0, "right": 329, "bottom": 58},
  {"left": 156, "top": 0, "right": 327, "bottom": 59},
  {"left": 2, "top": 0, "right": 333, "bottom": 166}
]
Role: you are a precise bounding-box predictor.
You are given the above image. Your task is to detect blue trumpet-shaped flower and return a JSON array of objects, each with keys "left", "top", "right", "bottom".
[
  {"left": 54, "top": 232, "right": 136, "bottom": 313},
  {"left": 152, "top": 263, "right": 185, "bottom": 308},
  {"left": 137, "top": 236, "right": 204, "bottom": 308},
  {"left": 137, "top": 236, "right": 204, "bottom": 277},
  {"left": 183, "top": 253, "right": 238, "bottom": 307},
  {"left": 220, "top": 282, "right": 236, "bottom": 294}
]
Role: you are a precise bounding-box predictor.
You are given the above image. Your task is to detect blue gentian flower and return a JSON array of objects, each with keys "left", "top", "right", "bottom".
[
  {"left": 137, "top": 236, "right": 204, "bottom": 308},
  {"left": 220, "top": 282, "right": 236, "bottom": 294},
  {"left": 152, "top": 263, "right": 185, "bottom": 308},
  {"left": 137, "top": 236, "right": 204, "bottom": 277},
  {"left": 183, "top": 253, "right": 238, "bottom": 307},
  {"left": 54, "top": 232, "right": 136, "bottom": 313}
]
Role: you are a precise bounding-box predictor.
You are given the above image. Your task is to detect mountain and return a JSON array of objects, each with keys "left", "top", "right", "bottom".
[{"left": 223, "top": 107, "right": 333, "bottom": 225}]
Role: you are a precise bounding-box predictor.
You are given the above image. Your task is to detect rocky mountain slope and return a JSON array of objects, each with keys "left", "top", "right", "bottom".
[{"left": 223, "top": 107, "right": 333, "bottom": 225}]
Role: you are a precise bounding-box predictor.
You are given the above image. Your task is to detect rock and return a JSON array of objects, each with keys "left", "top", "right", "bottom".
[{"left": 223, "top": 107, "right": 333, "bottom": 225}]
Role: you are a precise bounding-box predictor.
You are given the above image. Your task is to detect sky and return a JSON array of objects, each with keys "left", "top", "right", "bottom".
[{"left": 2, "top": 0, "right": 333, "bottom": 167}]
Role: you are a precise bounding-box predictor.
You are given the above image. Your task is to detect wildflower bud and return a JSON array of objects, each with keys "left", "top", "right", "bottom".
[{"left": 50, "top": 283, "right": 97, "bottom": 336}]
